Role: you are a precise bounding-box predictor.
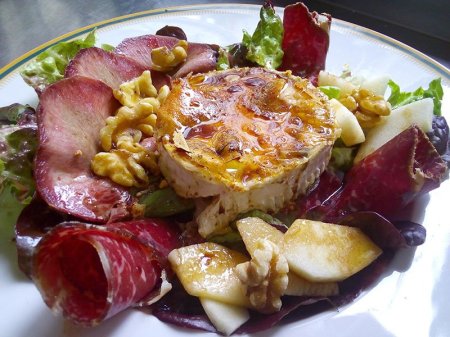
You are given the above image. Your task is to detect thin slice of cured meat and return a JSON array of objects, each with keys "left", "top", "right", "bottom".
[
  {"left": 115, "top": 34, "right": 217, "bottom": 77},
  {"left": 280, "top": 2, "right": 331, "bottom": 84},
  {"left": 32, "top": 218, "right": 180, "bottom": 326},
  {"left": 115, "top": 34, "right": 179, "bottom": 68},
  {"left": 65, "top": 47, "right": 171, "bottom": 90},
  {"left": 313, "top": 125, "right": 448, "bottom": 222},
  {"left": 35, "top": 76, "right": 131, "bottom": 223},
  {"left": 172, "top": 42, "right": 218, "bottom": 78}
]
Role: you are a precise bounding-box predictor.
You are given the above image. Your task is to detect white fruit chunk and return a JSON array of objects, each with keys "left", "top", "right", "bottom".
[
  {"left": 318, "top": 71, "right": 357, "bottom": 96},
  {"left": 360, "top": 75, "right": 389, "bottom": 96},
  {"left": 168, "top": 242, "right": 250, "bottom": 306},
  {"left": 283, "top": 219, "right": 382, "bottom": 282},
  {"left": 285, "top": 272, "right": 339, "bottom": 297},
  {"left": 355, "top": 98, "right": 433, "bottom": 162},
  {"left": 236, "top": 218, "right": 288, "bottom": 313},
  {"left": 236, "top": 217, "right": 284, "bottom": 255},
  {"left": 200, "top": 297, "right": 249, "bottom": 336},
  {"left": 329, "top": 98, "right": 365, "bottom": 146}
]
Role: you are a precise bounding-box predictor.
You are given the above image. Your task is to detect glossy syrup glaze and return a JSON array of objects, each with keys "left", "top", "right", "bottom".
[{"left": 157, "top": 67, "right": 338, "bottom": 190}]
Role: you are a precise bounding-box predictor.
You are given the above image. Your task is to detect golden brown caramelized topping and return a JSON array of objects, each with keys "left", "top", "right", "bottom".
[{"left": 157, "top": 67, "right": 338, "bottom": 191}]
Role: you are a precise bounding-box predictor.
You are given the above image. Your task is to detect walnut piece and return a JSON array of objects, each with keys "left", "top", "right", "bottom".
[
  {"left": 235, "top": 239, "right": 288, "bottom": 314},
  {"left": 92, "top": 70, "right": 168, "bottom": 187},
  {"left": 339, "top": 88, "right": 391, "bottom": 128}
]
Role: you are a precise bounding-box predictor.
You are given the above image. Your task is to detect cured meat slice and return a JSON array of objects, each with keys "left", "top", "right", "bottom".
[
  {"left": 115, "top": 34, "right": 217, "bottom": 77},
  {"left": 32, "top": 218, "right": 180, "bottom": 326},
  {"left": 65, "top": 47, "right": 171, "bottom": 90},
  {"left": 172, "top": 43, "right": 218, "bottom": 78},
  {"left": 315, "top": 126, "right": 448, "bottom": 221},
  {"left": 115, "top": 34, "right": 179, "bottom": 68},
  {"left": 35, "top": 76, "right": 131, "bottom": 223},
  {"left": 280, "top": 2, "right": 331, "bottom": 84}
]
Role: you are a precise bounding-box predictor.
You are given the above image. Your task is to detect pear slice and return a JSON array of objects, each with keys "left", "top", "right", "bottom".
[
  {"left": 283, "top": 219, "right": 382, "bottom": 282},
  {"left": 355, "top": 98, "right": 433, "bottom": 163},
  {"left": 200, "top": 297, "right": 249, "bottom": 336},
  {"left": 360, "top": 75, "right": 389, "bottom": 96},
  {"left": 329, "top": 98, "right": 365, "bottom": 146},
  {"left": 285, "top": 272, "right": 339, "bottom": 297},
  {"left": 168, "top": 242, "right": 250, "bottom": 306},
  {"left": 318, "top": 71, "right": 357, "bottom": 96},
  {"left": 236, "top": 217, "right": 284, "bottom": 256}
]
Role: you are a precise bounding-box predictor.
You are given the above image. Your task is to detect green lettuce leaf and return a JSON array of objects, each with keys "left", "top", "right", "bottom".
[
  {"left": 319, "top": 86, "right": 341, "bottom": 99},
  {"left": 208, "top": 209, "right": 286, "bottom": 251},
  {"left": 0, "top": 103, "right": 32, "bottom": 124},
  {"left": 0, "top": 104, "right": 37, "bottom": 204},
  {"left": 234, "top": 209, "right": 286, "bottom": 228},
  {"left": 140, "top": 187, "right": 195, "bottom": 217},
  {"left": 216, "top": 47, "right": 230, "bottom": 71},
  {"left": 242, "top": 3, "right": 284, "bottom": 69},
  {"left": 0, "top": 184, "right": 27, "bottom": 234},
  {"left": 329, "top": 145, "right": 356, "bottom": 172},
  {"left": 387, "top": 78, "right": 443, "bottom": 116},
  {"left": 101, "top": 43, "right": 115, "bottom": 52},
  {"left": 20, "top": 30, "right": 97, "bottom": 92}
]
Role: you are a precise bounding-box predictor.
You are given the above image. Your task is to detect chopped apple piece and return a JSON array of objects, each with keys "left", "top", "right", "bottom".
[
  {"left": 236, "top": 217, "right": 284, "bottom": 256},
  {"left": 329, "top": 98, "right": 365, "bottom": 146},
  {"left": 283, "top": 219, "right": 382, "bottom": 282},
  {"left": 355, "top": 98, "right": 433, "bottom": 163},
  {"left": 285, "top": 272, "right": 339, "bottom": 297},
  {"left": 200, "top": 297, "right": 249, "bottom": 336},
  {"left": 168, "top": 242, "right": 250, "bottom": 306}
]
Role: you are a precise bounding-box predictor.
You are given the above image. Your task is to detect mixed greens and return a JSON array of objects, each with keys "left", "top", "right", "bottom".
[
  {"left": 241, "top": 2, "right": 284, "bottom": 69},
  {"left": 0, "top": 1, "right": 448, "bottom": 336},
  {"left": 0, "top": 104, "right": 37, "bottom": 204},
  {"left": 20, "top": 30, "right": 97, "bottom": 92},
  {"left": 387, "top": 78, "right": 443, "bottom": 115}
]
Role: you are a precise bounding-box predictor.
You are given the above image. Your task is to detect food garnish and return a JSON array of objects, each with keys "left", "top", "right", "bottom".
[{"left": 0, "top": 1, "right": 448, "bottom": 336}]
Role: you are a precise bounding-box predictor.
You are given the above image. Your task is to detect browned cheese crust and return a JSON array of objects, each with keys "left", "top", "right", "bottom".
[{"left": 157, "top": 67, "right": 338, "bottom": 194}]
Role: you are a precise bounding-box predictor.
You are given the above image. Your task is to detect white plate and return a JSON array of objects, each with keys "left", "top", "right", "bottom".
[{"left": 0, "top": 4, "right": 449, "bottom": 337}]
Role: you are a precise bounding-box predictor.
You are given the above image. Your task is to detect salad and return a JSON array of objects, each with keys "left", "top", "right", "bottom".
[{"left": 0, "top": 1, "right": 449, "bottom": 336}]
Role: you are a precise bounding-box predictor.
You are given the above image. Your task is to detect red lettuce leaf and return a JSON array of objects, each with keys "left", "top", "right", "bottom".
[
  {"left": 297, "top": 169, "right": 342, "bottom": 217},
  {"left": 394, "top": 220, "right": 426, "bottom": 246},
  {"left": 15, "top": 197, "right": 72, "bottom": 277},
  {"left": 332, "top": 251, "right": 395, "bottom": 307},
  {"left": 150, "top": 251, "right": 394, "bottom": 335},
  {"left": 150, "top": 280, "right": 216, "bottom": 333},
  {"left": 338, "top": 211, "right": 407, "bottom": 249},
  {"left": 237, "top": 296, "right": 327, "bottom": 334}
]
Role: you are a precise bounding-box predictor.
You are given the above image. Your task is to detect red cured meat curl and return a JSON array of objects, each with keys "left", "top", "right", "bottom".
[
  {"left": 280, "top": 2, "right": 331, "bottom": 84},
  {"left": 115, "top": 34, "right": 217, "bottom": 78},
  {"left": 65, "top": 47, "right": 171, "bottom": 90},
  {"left": 32, "top": 219, "right": 180, "bottom": 326},
  {"left": 315, "top": 125, "right": 448, "bottom": 221}
]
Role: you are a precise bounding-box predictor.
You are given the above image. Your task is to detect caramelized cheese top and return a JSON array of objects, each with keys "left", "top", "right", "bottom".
[{"left": 157, "top": 68, "right": 338, "bottom": 191}]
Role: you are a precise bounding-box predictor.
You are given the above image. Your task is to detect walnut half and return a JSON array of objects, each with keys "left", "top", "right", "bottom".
[{"left": 235, "top": 239, "right": 288, "bottom": 314}]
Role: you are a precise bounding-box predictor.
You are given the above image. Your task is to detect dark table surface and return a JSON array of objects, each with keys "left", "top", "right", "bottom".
[{"left": 1, "top": 0, "right": 449, "bottom": 69}]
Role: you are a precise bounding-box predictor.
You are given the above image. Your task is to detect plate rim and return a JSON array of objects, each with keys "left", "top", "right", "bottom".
[
  {"left": 0, "top": 3, "right": 449, "bottom": 82},
  {"left": 0, "top": 4, "right": 449, "bottom": 337}
]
